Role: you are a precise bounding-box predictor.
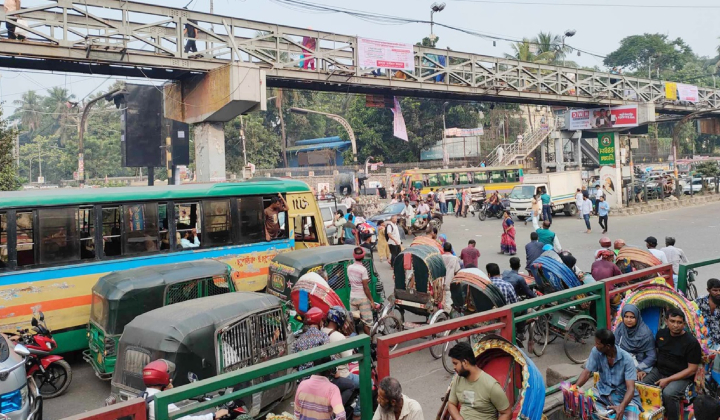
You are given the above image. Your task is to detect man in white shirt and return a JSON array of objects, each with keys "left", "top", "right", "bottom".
[
  {"left": 661, "top": 237, "right": 689, "bottom": 276},
  {"left": 645, "top": 236, "right": 669, "bottom": 264},
  {"left": 180, "top": 229, "right": 200, "bottom": 249},
  {"left": 440, "top": 242, "right": 461, "bottom": 311},
  {"left": 386, "top": 215, "right": 402, "bottom": 265},
  {"left": 438, "top": 189, "right": 447, "bottom": 214},
  {"left": 401, "top": 200, "right": 417, "bottom": 226},
  {"left": 575, "top": 188, "right": 584, "bottom": 219},
  {"left": 373, "top": 377, "right": 423, "bottom": 420},
  {"left": 581, "top": 195, "right": 593, "bottom": 233},
  {"left": 342, "top": 194, "right": 356, "bottom": 211}
]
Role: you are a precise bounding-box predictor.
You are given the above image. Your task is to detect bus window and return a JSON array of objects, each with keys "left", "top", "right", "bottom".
[
  {"left": 506, "top": 170, "right": 520, "bottom": 183},
  {"left": 79, "top": 206, "right": 95, "bottom": 260},
  {"left": 124, "top": 203, "right": 159, "bottom": 255},
  {"left": 490, "top": 171, "right": 507, "bottom": 183},
  {"left": 203, "top": 200, "right": 232, "bottom": 246},
  {"left": 236, "top": 197, "right": 264, "bottom": 243},
  {"left": 102, "top": 206, "right": 122, "bottom": 257},
  {"left": 39, "top": 207, "right": 80, "bottom": 264},
  {"left": 296, "top": 216, "right": 319, "bottom": 242},
  {"left": 16, "top": 211, "right": 34, "bottom": 267},
  {"left": 473, "top": 171, "right": 489, "bottom": 184},
  {"left": 0, "top": 213, "right": 6, "bottom": 270},
  {"left": 457, "top": 173, "right": 471, "bottom": 185},
  {"left": 440, "top": 173, "right": 453, "bottom": 186},
  {"left": 158, "top": 203, "right": 170, "bottom": 251},
  {"left": 427, "top": 174, "right": 440, "bottom": 187}
]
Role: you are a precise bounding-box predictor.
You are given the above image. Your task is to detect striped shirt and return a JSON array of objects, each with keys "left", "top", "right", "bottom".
[
  {"left": 489, "top": 276, "right": 519, "bottom": 305},
  {"left": 348, "top": 262, "right": 369, "bottom": 299},
  {"left": 295, "top": 376, "right": 346, "bottom": 420}
]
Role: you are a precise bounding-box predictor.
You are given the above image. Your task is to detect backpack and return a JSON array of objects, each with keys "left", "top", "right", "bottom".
[
  {"left": 384, "top": 224, "right": 392, "bottom": 242},
  {"left": 140, "top": 391, "right": 155, "bottom": 417}
]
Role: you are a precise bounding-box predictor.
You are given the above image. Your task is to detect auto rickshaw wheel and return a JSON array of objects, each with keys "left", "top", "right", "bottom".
[
  {"left": 531, "top": 315, "right": 549, "bottom": 357},
  {"left": 429, "top": 311, "right": 450, "bottom": 359},
  {"left": 371, "top": 315, "right": 403, "bottom": 352},
  {"left": 563, "top": 319, "right": 596, "bottom": 364}
]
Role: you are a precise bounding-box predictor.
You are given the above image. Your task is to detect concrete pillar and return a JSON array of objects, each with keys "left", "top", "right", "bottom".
[
  {"left": 554, "top": 137, "right": 565, "bottom": 171},
  {"left": 194, "top": 122, "right": 226, "bottom": 182},
  {"left": 540, "top": 143, "right": 548, "bottom": 173}
]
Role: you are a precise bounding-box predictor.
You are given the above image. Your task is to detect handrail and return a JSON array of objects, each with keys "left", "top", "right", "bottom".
[
  {"left": 677, "top": 258, "right": 720, "bottom": 293},
  {"left": 154, "top": 336, "right": 373, "bottom": 420},
  {"left": 603, "top": 264, "right": 674, "bottom": 326}
]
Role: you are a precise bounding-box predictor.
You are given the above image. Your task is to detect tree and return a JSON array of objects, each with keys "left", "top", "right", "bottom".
[
  {"left": 12, "top": 91, "right": 43, "bottom": 135},
  {"left": 0, "top": 109, "right": 20, "bottom": 191},
  {"left": 43, "top": 87, "right": 77, "bottom": 146},
  {"left": 695, "top": 160, "right": 719, "bottom": 178},
  {"left": 603, "top": 34, "right": 694, "bottom": 74},
  {"left": 507, "top": 38, "right": 556, "bottom": 64},
  {"left": 224, "top": 114, "right": 281, "bottom": 172}
]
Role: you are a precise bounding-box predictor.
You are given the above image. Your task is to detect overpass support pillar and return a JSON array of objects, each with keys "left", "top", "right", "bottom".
[{"left": 165, "top": 63, "right": 266, "bottom": 182}]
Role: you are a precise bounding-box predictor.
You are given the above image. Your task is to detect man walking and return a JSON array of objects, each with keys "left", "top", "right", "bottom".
[
  {"left": 581, "top": 195, "right": 593, "bottom": 233},
  {"left": 597, "top": 196, "right": 610, "bottom": 234},
  {"left": 575, "top": 188, "right": 584, "bottom": 219},
  {"left": 460, "top": 240, "right": 480, "bottom": 269},
  {"left": 540, "top": 188, "right": 552, "bottom": 225},
  {"left": 595, "top": 184, "right": 605, "bottom": 214},
  {"left": 438, "top": 189, "right": 447, "bottom": 214},
  {"left": 386, "top": 215, "right": 402, "bottom": 265}
]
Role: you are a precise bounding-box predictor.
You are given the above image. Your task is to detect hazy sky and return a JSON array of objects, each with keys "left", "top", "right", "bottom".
[{"left": 2, "top": 0, "right": 719, "bottom": 115}]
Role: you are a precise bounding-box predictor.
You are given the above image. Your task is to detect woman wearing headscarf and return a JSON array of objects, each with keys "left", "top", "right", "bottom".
[
  {"left": 499, "top": 211, "right": 516, "bottom": 255},
  {"left": 614, "top": 303, "right": 657, "bottom": 377}
]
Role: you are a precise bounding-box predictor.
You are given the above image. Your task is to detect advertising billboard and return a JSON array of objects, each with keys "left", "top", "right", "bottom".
[{"left": 566, "top": 105, "right": 638, "bottom": 130}]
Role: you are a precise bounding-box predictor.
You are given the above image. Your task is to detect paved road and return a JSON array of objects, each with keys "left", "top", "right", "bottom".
[{"left": 48, "top": 201, "right": 720, "bottom": 420}]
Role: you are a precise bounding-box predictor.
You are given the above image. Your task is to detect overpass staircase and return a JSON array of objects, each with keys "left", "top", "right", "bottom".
[
  {"left": 488, "top": 127, "right": 554, "bottom": 166},
  {"left": 580, "top": 138, "right": 600, "bottom": 166}
]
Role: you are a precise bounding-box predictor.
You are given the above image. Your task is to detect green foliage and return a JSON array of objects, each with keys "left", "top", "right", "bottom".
[
  {"left": 224, "top": 113, "right": 282, "bottom": 171},
  {"left": 603, "top": 34, "right": 694, "bottom": 74},
  {"left": 695, "top": 161, "right": 719, "bottom": 177},
  {"left": 0, "top": 109, "right": 20, "bottom": 191}
]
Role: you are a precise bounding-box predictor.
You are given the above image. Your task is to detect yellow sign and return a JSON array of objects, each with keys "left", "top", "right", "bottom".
[{"left": 665, "top": 82, "right": 678, "bottom": 100}]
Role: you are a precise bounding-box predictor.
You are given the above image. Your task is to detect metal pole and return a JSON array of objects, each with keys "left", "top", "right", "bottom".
[
  {"left": 38, "top": 143, "right": 41, "bottom": 182},
  {"left": 240, "top": 116, "right": 247, "bottom": 166},
  {"left": 430, "top": 11, "right": 434, "bottom": 40},
  {"left": 147, "top": 166, "right": 154, "bottom": 186}
]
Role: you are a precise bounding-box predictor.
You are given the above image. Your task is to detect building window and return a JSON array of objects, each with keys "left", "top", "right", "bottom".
[
  {"left": 38, "top": 207, "right": 80, "bottom": 264},
  {"left": 123, "top": 203, "right": 159, "bottom": 255},
  {"left": 203, "top": 200, "right": 232, "bottom": 247}
]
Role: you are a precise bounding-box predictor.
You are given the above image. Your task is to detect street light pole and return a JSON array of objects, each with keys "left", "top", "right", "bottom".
[
  {"left": 429, "top": 3, "right": 445, "bottom": 43},
  {"left": 289, "top": 107, "right": 358, "bottom": 163},
  {"left": 561, "top": 29, "right": 576, "bottom": 67},
  {"left": 442, "top": 101, "right": 449, "bottom": 169}
]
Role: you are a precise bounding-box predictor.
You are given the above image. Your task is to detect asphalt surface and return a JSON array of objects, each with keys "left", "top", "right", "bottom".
[{"left": 48, "top": 201, "right": 720, "bottom": 420}]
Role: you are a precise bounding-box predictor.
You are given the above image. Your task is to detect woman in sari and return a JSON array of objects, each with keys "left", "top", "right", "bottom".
[
  {"left": 499, "top": 211, "right": 516, "bottom": 255},
  {"left": 614, "top": 303, "right": 657, "bottom": 376}
]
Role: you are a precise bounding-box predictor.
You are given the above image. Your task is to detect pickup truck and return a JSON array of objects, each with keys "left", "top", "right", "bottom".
[{"left": 509, "top": 171, "right": 583, "bottom": 219}]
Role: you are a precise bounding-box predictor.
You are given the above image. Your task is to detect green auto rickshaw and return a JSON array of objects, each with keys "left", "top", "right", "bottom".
[
  {"left": 267, "top": 245, "right": 384, "bottom": 332},
  {"left": 109, "top": 293, "right": 289, "bottom": 417},
  {"left": 85, "top": 260, "right": 234, "bottom": 379}
]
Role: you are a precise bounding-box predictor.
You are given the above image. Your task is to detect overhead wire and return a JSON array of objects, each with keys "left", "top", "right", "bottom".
[{"left": 449, "top": 0, "right": 720, "bottom": 8}]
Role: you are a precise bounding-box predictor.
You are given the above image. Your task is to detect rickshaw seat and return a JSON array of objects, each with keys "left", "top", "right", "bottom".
[
  {"left": 591, "top": 372, "right": 665, "bottom": 420},
  {"left": 481, "top": 353, "right": 521, "bottom": 413}
]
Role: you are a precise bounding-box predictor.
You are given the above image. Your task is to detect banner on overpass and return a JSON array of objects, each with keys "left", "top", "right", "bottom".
[
  {"left": 358, "top": 37, "right": 415, "bottom": 71},
  {"left": 445, "top": 127, "right": 484, "bottom": 137},
  {"left": 566, "top": 105, "right": 638, "bottom": 130}
]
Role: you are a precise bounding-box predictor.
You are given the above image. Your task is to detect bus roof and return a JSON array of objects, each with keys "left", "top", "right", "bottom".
[
  {"left": 401, "top": 166, "right": 523, "bottom": 174},
  {"left": 0, "top": 178, "right": 311, "bottom": 209}
]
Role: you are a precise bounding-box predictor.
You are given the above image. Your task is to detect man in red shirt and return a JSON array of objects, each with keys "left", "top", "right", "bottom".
[
  {"left": 459, "top": 240, "right": 480, "bottom": 268},
  {"left": 591, "top": 249, "right": 622, "bottom": 281}
]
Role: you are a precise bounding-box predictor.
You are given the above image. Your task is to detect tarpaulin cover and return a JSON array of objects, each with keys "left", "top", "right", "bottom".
[
  {"left": 451, "top": 269, "right": 506, "bottom": 312},
  {"left": 616, "top": 247, "right": 661, "bottom": 273},
  {"left": 393, "top": 245, "right": 446, "bottom": 293},
  {"left": 531, "top": 255, "right": 580, "bottom": 294},
  {"left": 291, "top": 278, "right": 344, "bottom": 315}
]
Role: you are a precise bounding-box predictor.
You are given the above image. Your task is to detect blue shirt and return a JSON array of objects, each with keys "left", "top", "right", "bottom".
[
  {"left": 598, "top": 201, "right": 610, "bottom": 217},
  {"left": 540, "top": 193, "right": 551, "bottom": 205},
  {"left": 501, "top": 270, "right": 536, "bottom": 299},
  {"left": 489, "top": 276, "right": 518, "bottom": 305},
  {"left": 585, "top": 345, "right": 641, "bottom": 407}
]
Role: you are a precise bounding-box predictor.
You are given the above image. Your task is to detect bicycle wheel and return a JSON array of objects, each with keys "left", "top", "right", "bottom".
[
  {"left": 531, "top": 316, "right": 549, "bottom": 357},
  {"left": 687, "top": 283, "right": 698, "bottom": 301},
  {"left": 564, "top": 320, "right": 596, "bottom": 364},
  {"left": 371, "top": 315, "right": 403, "bottom": 352},
  {"left": 429, "top": 311, "right": 450, "bottom": 359},
  {"left": 442, "top": 328, "right": 466, "bottom": 374}
]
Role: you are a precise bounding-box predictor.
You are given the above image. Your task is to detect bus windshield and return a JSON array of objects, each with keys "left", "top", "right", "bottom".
[{"left": 510, "top": 186, "right": 535, "bottom": 200}]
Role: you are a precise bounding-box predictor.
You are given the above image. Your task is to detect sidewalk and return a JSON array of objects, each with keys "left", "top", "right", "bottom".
[{"left": 613, "top": 193, "right": 720, "bottom": 217}]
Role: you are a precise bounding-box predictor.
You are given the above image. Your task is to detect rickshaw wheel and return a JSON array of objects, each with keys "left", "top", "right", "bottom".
[
  {"left": 531, "top": 315, "right": 549, "bottom": 357},
  {"left": 563, "top": 319, "right": 596, "bottom": 364},
  {"left": 686, "top": 283, "right": 698, "bottom": 301},
  {"left": 429, "top": 311, "right": 450, "bottom": 359},
  {"left": 441, "top": 328, "right": 467, "bottom": 374},
  {"left": 371, "top": 315, "right": 403, "bottom": 352}
]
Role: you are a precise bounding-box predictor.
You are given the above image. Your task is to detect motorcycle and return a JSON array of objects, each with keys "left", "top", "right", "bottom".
[
  {"left": 477, "top": 201, "right": 504, "bottom": 221},
  {"left": 398, "top": 212, "right": 443, "bottom": 236},
  {"left": 15, "top": 312, "right": 72, "bottom": 398}
]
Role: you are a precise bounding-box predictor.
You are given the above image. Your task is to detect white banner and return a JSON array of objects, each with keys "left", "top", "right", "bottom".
[
  {"left": 445, "top": 127, "right": 484, "bottom": 137},
  {"left": 391, "top": 97, "right": 409, "bottom": 142},
  {"left": 677, "top": 83, "right": 699, "bottom": 103},
  {"left": 358, "top": 37, "right": 415, "bottom": 71}
]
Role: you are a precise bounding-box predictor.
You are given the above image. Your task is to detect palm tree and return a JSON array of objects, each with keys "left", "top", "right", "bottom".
[
  {"left": 507, "top": 38, "right": 556, "bottom": 64},
  {"left": 12, "top": 90, "right": 43, "bottom": 134},
  {"left": 44, "top": 87, "right": 77, "bottom": 146}
]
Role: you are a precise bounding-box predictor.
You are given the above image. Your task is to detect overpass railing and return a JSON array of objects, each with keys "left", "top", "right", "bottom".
[{"left": 678, "top": 258, "right": 720, "bottom": 293}]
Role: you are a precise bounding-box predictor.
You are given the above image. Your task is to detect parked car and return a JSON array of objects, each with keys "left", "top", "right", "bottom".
[{"left": 682, "top": 178, "right": 703, "bottom": 194}]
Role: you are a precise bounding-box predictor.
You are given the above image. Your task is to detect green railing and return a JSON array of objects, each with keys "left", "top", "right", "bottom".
[
  {"left": 154, "top": 335, "right": 373, "bottom": 420},
  {"left": 678, "top": 258, "right": 720, "bottom": 292}
]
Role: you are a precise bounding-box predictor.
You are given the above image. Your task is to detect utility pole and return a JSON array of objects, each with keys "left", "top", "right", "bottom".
[{"left": 78, "top": 88, "right": 124, "bottom": 187}]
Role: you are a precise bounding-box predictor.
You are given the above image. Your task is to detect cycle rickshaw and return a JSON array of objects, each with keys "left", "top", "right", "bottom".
[
  {"left": 531, "top": 254, "right": 596, "bottom": 363},
  {"left": 439, "top": 268, "right": 507, "bottom": 373},
  {"left": 383, "top": 244, "right": 448, "bottom": 358}
]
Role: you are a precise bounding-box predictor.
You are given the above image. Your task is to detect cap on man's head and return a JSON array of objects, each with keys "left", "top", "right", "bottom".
[{"left": 645, "top": 236, "right": 658, "bottom": 247}]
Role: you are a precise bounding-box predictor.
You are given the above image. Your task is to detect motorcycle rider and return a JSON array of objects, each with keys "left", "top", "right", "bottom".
[
  {"left": 488, "top": 191, "right": 501, "bottom": 216},
  {"left": 143, "top": 359, "right": 229, "bottom": 420},
  {"left": 416, "top": 199, "right": 431, "bottom": 229},
  {"left": 400, "top": 199, "right": 416, "bottom": 229}
]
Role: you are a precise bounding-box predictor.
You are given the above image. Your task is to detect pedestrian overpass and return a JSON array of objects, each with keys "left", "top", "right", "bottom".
[{"left": 2, "top": 0, "right": 718, "bottom": 178}]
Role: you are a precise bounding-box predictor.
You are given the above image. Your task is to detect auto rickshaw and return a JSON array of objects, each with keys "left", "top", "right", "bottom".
[
  {"left": 267, "top": 246, "right": 384, "bottom": 331},
  {"left": 85, "top": 260, "right": 234, "bottom": 379},
  {"left": 108, "top": 293, "right": 289, "bottom": 418},
  {"left": 382, "top": 244, "right": 448, "bottom": 358}
]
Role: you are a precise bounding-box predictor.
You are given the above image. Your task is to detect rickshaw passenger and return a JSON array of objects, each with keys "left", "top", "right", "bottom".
[
  {"left": 292, "top": 307, "right": 330, "bottom": 372},
  {"left": 614, "top": 304, "right": 656, "bottom": 374},
  {"left": 142, "top": 359, "right": 228, "bottom": 420},
  {"left": 485, "top": 263, "right": 518, "bottom": 305},
  {"left": 502, "top": 257, "right": 536, "bottom": 300},
  {"left": 348, "top": 247, "right": 374, "bottom": 335},
  {"left": 441, "top": 242, "right": 461, "bottom": 310},
  {"left": 694, "top": 278, "right": 720, "bottom": 347},
  {"left": 447, "top": 342, "right": 512, "bottom": 420},
  {"left": 575, "top": 329, "right": 642, "bottom": 420},
  {"left": 295, "top": 356, "right": 347, "bottom": 420}
]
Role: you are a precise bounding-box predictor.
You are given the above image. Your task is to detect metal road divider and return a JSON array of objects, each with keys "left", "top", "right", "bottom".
[{"left": 678, "top": 258, "right": 720, "bottom": 293}]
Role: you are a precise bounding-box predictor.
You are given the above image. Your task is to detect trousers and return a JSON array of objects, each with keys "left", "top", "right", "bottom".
[
  {"left": 598, "top": 215, "right": 608, "bottom": 231},
  {"left": 642, "top": 367, "right": 692, "bottom": 420},
  {"left": 389, "top": 244, "right": 401, "bottom": 265},
  {"left": 542, "top": 204, "right": 552, "bottom": 223},
  {"left": 583, "top": 214, "right": 591, "bottom": 230}
]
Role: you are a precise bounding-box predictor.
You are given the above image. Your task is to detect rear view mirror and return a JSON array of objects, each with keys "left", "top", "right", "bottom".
[
  {"left": 31, "top": 318, "right": 38, "bottom": 327},
  {"left": 39, "top": 312, "right": 44, "bottom": 321},
  {"left": 14, "top": 344, "right": 30, "bottom": 358},
  {"left": 187, "top": 372, "right": 198, "bottom": 383}
]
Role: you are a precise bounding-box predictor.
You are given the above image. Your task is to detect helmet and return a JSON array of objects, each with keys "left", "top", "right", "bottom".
[
  {"left": 303, "top": 307, "right": 325, "bottom": 325},
  {"left": 327, "top": 306, "right": 347, "bottom": 326},
  {"left": 613, "top": 239, "right": 626, "bottom": 250},
  {"left": 353, "top": 247, "right": 366, "bottom": 261},
  {"left": 599, "top": 236, "right": 611, "bottom": 247},
  {"left": 143, "top": 359, "right": 176, "bottom": 387}
]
